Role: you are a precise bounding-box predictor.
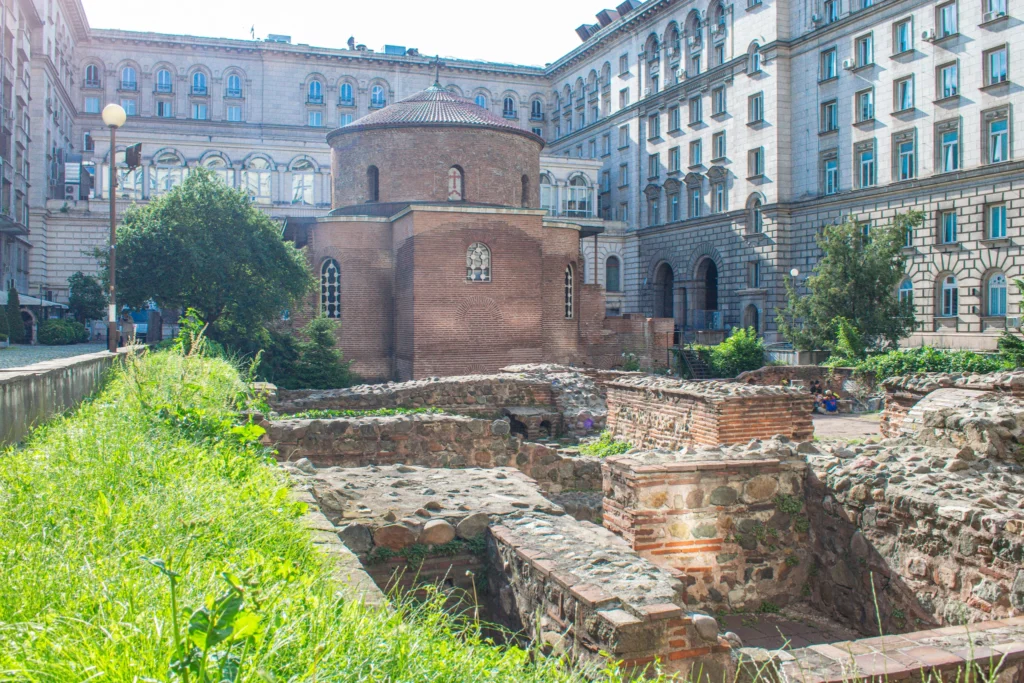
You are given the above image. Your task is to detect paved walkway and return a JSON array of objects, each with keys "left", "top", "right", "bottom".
[
  {"left": 812, "top": 412, "right": 881, "bottom": 443},
  {"left": 0, "top": 343, "right": 108, "bottom": 370},
  {"left": 720, "top": 607, "right": 861, "bottom": 650}
]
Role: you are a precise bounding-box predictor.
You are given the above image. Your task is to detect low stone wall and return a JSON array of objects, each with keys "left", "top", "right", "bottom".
[
  {"left": 0, "top": 348, "right": 131, "bottom": 446},
  {"left": 881, "top": 370, "right": 1024, "bottom": 436},
  {"left": 266, "top": 415, "right": 604, "bottom": 494},
  {"left": 605, "top": 376, "right": 814, "bottom": 449},
  {"left": 603, "top": 438, "right": 811, "bottom": 612},
  {"left": 487, "top": 514, "right": 733, "bottom": 679},
  {"left": 735, "top": 365, "right": 856, "bottom": 399},
  {"left": 741, "top": 617, "right": 1024, "bottom": 683},
  {"left": 271, "top": 374, "right": 555, "bottom": 416},
  {"left": 805, "top": 437, "right": 1024, "bottom": 636}
]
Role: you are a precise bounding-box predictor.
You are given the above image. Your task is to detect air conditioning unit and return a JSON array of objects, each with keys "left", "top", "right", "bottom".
[
  {"left": 811, "top": 12, "right": 821, "bottom": 22},
  {"left": 1009, "top": 316, "right": 1020, "bottom": 329},
  {"left": 710, "top": 23, "right": 721, "bottom": 34},
  {"left": 687, "top": 36, "right": 697, "bottom": 47},
  {"left": 677, "top": 67, "right": 687, "bottom": 79},
  {"left": 922, "top": 28, "right": 936, "bottom": 41},
  {"left": 983, "top": 9, "right": 1006, "bottom": 21},
  {"left": 842, "top": 58, "right": 855, "bottom": 69},
  {"left": 63, "top": 184, "right": 78, "bottom": 201}
]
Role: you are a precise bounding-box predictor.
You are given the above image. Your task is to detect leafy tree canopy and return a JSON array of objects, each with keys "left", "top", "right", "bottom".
[
  {"left": 776, "top": 212, "right": 921, "bottom": 352},
  {"left": 67, "top": 271, "right": 106, "bottom": 323},
  {"left": 5, "top": 285, "right": 25, "bottom": 343},
  {"left": 103, "top": 168, "right": 313, "bottom": 343}
]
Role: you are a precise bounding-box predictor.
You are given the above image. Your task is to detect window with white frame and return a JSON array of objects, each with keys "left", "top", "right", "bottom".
[
  {"left": 750, "top": 198, "right": 763, "bottom": 233},
  {"left": 856, "top": 88, "right": 874, "bottom": 121},
  {"left": 820, "top": 100, "right": 838, "bottom": 132},
  {"left": 713, "top": 132, "right": 727, "bottom": 160},
  {"left": 503, "top": 96, "right": 517, "bottom": 118},
  {"left": 896, "top": 134, "right": 916, "bottom": 180},
  {"left": 938, "top": 62, "right": 959, "bottom": 98},
  {"left": 895, "top": 76, "right": 914, "bottom": 111},
  {"left": 224, "top": 74, "right": 242, "bottom": 98},
  {"left": 941, "top": 210, "right": 958, "bottom": 243},
  {"left": 467, "top": 243, "right": 491, "bottom": 282},
  {"left": 648, "top": 195, "right": 661, "bottom": 225},
  {"left": 749, "top": 147, "right": 765, "bottom": 177},
  {"left": 750, "top": 45, "right": 761, "bottom": 72},
  {"left": 823, "top": 154, "right": 839, "bottom": 195},
  {"left": 84, "top": 64, "right": 101, "bottom": 88},
  {"left": 898, "top": 279, "right": 914, "bottom": 306},
  {"left": 619, "top": 53, "right": 630, "bottom": 74},
  {"left": 670, "top": 192, "right": 680, "bottom": 221},
  {"left": 937, "top": 2, "right": 958, "bottom": 37},
  {"left": 748, "top": 92, "right": 764, "bottom": 123},
  {"left": 690, "top": 139, "right": 703, "bottom": 166},
  {"left": 202, "top": 155, "right": 233, "bottom": 186},
  {"left": 243, "top": 157, "right": 273, "bottom": 204},
  {"left": 370, "top": 85, "right": 386, "bottom": 108},
  {"left": 940, "top": 275, "right": 958, "bottom": 317},
  {"left": 618, "top": 164, "right": 629, "bottom": 187},
  {"left": 669, "top": 106, "right": 681, "bottom": 131},
  {"left": 150, "top": 150, "right": 186, "bottom": 196},
  {"left": 84, "top": 96, "right": 100, "bottom": 114},
  {"left": 988, "top": 273, "right": 1008, "bottom": 316},
  {"left": 308, "top": 111, "right": 322, "bottom": 127},
  {"left": 713, "top": 87, "right": 727, "bottom": 115},
  {"left": 987, "top": 113, "right": 1009, "bottom": 163},
  {"left": 156, "top": 69, "right": 173, "bottom": 93},
  {"left": 857, "top": 144, "right": 876, "bottom": 187},
  {"left": 939, "top": 123, "right": 959, "bottom": 172},
  {"left": 120, "top": 98, "right": 137, "bottom": 116},
  {"left": 121, "top": 66, "right": 137, "bottom": 90},
  {"left": 648, "top": 152, "right": 660, "bottom": 179},
  {"left": 690, "top": 185, "right": 702, "bottom": 218},
  {"left": 531, "top": 99, "right": 544, "bottom": 120},
  {"left": 340, "top": 114, "right": 353, "bottom": 126},
  {"left": 824, "top": 0, "right": 838, "bottom": 22},
  {"left": 713, "top": 181, "right": 727, "bottom": 213},
  {"left": 989, "top": 203, "right": 1007, "bottom": 238},
  {"left": 669, "top": 146, "right": 681, "bottom": 172},
  {"left": 321, "top": 259, "right": 341, "bottom": 318},
  {"left": 820, "top": 48, "right": 838, "bottom": 80},
  {"left": 226, "top": 105, "right": 242, "bottom": 122},
  {"left": 191, "top": 72, "right": 207, "bottom": 95},
  {"left": 156, "top": 100, "right": 173, "bottom": 118},
  {"left": 192, "top": 103, "right": 208, "bottom": 120},
  {"left": 986, "top": 0, "right": 1007, "bottom": 15},
  {"left": 689, "top": 96, "right": 702, "bottom": 124},
  {"left": 856, "top": 34, "right": 873, "bottom": 67},
  {"left": 894, "top": 18, "right": 913, "bottom": 53},
  {"left": 648, "top": 113, "right": 660, "bottom": 138},
  {"left": 985, "top": 47, "right": 1008, "bottom": 85},
  {"left": 602, "top": 133, "right": 611, "bottom": 155},
  {"left": 290, "top": 159, "right": 315, "bottom": 205},
  {"left": 618, "top": 124, "right": 629, "bottom": 148}
]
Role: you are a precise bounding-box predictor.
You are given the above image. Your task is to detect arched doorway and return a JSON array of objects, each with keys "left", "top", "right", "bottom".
[
  {"left": 654, "top": 262, "right": 674, "bottom": 319},
  {"left": 743, "top": 305, "right": 759, "bottom": 333},
  {"left": 695, "top": 257, "right": 719, "bottom": 311}
]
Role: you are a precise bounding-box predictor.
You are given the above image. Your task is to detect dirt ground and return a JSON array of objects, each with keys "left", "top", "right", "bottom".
[{"left": 812, "top": 412, "right": 882, "bottom": 443}]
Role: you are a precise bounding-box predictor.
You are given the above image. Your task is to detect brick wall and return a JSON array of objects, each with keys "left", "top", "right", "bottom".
[
  {"left": 605, "top": 377, "right": 814, "bottom": 448},
  {"left": 735, "top": 365, "right": 855, "bottom": 398},
  {"left": 602, "top": 446, "right": 811, "bottom": 612},
  {"left": 329, "top": 126, "right": 541, "bottom": 208}
]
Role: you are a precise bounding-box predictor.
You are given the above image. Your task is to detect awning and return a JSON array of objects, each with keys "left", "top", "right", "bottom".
[{"left": 0, "top": 290, "right": 68, "bottom": 309}]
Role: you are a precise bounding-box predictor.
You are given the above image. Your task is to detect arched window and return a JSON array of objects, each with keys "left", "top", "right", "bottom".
[
  {"left": 321, "top": 259, "right": 341, "bottom": 319},
  {"left": 466, "top": 243, "right": 491, "bottom": 282},
  {"left": 540, "top": 173, "right": 556, "bottom": 215},
  {"left": 521, "top": 174, "right": 530, "bottom": 208},
  {"left": 749, "top": 43, "right": 762, "bottom": 73},
  {"left": 242, "top": 157, "right": 272, "bottom": 204},
  {"left": 606, "top": 256, "right": 621, "bottom": 292},
  {"left": 203, "top": 155, "right": 233, "bottom": 186},
  {"left": 988, "top": 273, "right": 1007, "bottom": 316},
  {"left": 155, "top": 68, "right": 173, "bottom": 93},
  {"left": 191, "top": 72, "right": 207, "bottom": 95},
  {"left": 503, "top": 96, "right": 517, "bottom": 118},
  {"left": 150, "top": 150, "right": 186, "bottom": 196},
  {"left": 564, "top": 265, "right": 575, "bottom": 318},
  {"left": 226, "top": 74, "right": 242, "bottom": 97},
  {"left": 84, "top": 64, "right": 100, "bottom": 87},
  {"left": 531, "top": 99, "right": 543, "bottom": 119},
  {"left": 291, "top": 158, "right": 315, "bottom": 205},
  {"left": 121, "top": 66, "right": 137, "bottom": 90},
  {"left": 750, "top": 199, "right": 763, "bottom": 233},
  {"left": 308, "top": 79, "right": 323, "bottom": 104},
  {"left": 566, "top": 175, "right": 592, "bottom": 218},
  {"left": 474, "top": 94, "right": 487, "bottom": 108},
  {"left": 940, "top": 275, "right": 958, "bottom": 317},
  {"left": 898, "top": 278, "right": 914, "bottom": 306},
  {"left": 447, "top": 166, "right": 464, "bottom": 201},
  {"left": 367, "top": 165, "right": 379, "bottom": 202},
  {"left": 370, "top": 85, "right": 386, "bottom": 108},
  {"left": 340, "top": 82, "right": 353, "bottom": 104}
]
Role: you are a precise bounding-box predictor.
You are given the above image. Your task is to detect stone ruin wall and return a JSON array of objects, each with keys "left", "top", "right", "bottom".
[
  {"left": 735, "top": 365, "right": 856, "bottom": 399},
  {"left": 605, "top": 376, "right": 814, "bottom": 449},
  {"left": 602, "top": 439, "right": 812, "bottom": 613},
  {"left": 880, "top": 370, "right": 1024, "bottom": 437}
]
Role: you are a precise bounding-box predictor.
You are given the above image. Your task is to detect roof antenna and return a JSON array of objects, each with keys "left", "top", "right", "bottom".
[{"left": 432, "top": 55, "right": 445, "bottom": 86}]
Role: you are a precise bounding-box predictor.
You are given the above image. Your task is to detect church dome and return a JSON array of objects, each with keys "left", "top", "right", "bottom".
[{"left": 327, "top": 83, "right": 542, "bottom": 144}]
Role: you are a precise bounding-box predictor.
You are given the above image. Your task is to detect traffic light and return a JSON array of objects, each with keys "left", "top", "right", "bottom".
[{"left": 125, "top": 143, "right": 142, "bottom": 170}]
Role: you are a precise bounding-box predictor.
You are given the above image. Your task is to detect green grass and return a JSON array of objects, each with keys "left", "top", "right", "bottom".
[
  {"left": 290, "top": 407, "right": 445, "bottom": 419},
  {"left": 577, "top": 431, "right": 633, "bottom": 458},
  {"left": 0, "top": 349, "right": 656, "bottom": 682}
]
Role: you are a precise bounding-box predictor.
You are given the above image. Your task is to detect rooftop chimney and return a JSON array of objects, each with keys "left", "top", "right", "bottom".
[{"left": 596, "top": 8, "right": 620, "bottom": 26}]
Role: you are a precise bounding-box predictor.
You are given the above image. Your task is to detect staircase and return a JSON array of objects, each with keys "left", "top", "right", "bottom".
[{"left": 678, "top": 347, "right": 713, "bottom": 380}]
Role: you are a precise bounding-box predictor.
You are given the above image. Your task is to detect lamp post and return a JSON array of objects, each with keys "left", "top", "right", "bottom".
[{"left": 101, "top": 103, "right": 126, "bottom": 352}]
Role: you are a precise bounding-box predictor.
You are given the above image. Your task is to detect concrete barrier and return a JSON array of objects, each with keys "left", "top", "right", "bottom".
[{"left": 0, "top": 348, "right": 133, "bottom": 447}]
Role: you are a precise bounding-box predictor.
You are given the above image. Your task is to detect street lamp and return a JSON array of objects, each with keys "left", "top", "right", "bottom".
[
  {"left": 101, "top": 103, "right": 126, "bottom": 352},
  {"left": 790, "top": 268, "right": 800, "bottom": 278}
]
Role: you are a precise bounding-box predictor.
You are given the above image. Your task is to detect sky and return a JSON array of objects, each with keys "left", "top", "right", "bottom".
[{"left": 79, "top": 0, "right": 603, "bottom": 67}]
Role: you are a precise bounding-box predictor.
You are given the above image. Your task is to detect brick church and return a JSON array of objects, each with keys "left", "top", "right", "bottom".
[{"left": 287, "top": 82, "right": 669, "bottom": 381}]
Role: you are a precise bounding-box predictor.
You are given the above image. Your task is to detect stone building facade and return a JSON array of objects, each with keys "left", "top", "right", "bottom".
[{"left": 6, "top": 0, "right": 1024, "bottom": 350}]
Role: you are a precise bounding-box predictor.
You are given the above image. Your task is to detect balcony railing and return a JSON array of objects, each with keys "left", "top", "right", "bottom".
[
  {"left": 503, "top": 109, "right": 518, "bottom": 119},
  {"left": 156, "top": 83, "right": 173, "bottom": 93},
  {"left": 225, "top": 88, "right": 242, "bottom": 98},
  {"left": 83, "top": 79, "right": 101, "bottom": 89},
  {"left": 338, "top": 97, "right": 354, "bottom": 106},
  {"left": 191, "top": 86, "right": 208, "bottom": 96},
  {"left": 307, "top": 94, "right": 324, "bottom": 104},
  {"left": 120, "top": 80, "right": 137, "bottom": 91},
  {"left": 530, "top": 112, "right": 545, "bottom": 121}
]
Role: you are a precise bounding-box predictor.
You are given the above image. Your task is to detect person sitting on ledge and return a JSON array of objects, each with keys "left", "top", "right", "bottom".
[{"left": 822, "top": 390, "right": 839, "bottom": 414}]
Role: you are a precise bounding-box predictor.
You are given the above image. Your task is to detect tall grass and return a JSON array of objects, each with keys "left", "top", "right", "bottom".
[{"left": 0, "top": 349, "right": 652, "bottom": 682}]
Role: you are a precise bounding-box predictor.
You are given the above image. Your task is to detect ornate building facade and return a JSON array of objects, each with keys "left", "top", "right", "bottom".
[{"left": 9, "top": 0, "right": 1024, "bottom": 350}]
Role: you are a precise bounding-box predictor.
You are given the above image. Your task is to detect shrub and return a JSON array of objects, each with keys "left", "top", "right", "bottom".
[
  {"left": 37, "top": 319, "right": 88, "bottom": 345},
  {"left": 276, "top": 316, "right": 355, "bottom": 390},
  {"left": 578, "top": 431, "right": 633, "bottom": 458},
  {"left": 682, "top": 327, "right": 767, "bottom": 379},
  {"left": 848, "top": 346, "right": 1008, "bottom": 383}
]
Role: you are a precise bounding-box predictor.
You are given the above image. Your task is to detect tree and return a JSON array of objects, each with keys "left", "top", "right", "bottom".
[
  {"left": 0, "top": 290, "right": 8, "bottom": 340},
  {"left": 5, "top": 285, "right": 25, "bottom": 344},
  {"left": 776, "top": 211, "right": 921, "bottom": 352},
  {"left": 67, "top": 272, "right": 106, "bottom": 323},
  {"left": 104, "top": 168, "right": 313, "bottom": 346},
  {"left": 276, "top": 317, "right": 354, "bottom": 390}
]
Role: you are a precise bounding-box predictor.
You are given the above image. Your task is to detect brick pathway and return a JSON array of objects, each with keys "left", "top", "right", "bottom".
[{"left": 0, "top": 343, "right": 108, "bottom": 370}]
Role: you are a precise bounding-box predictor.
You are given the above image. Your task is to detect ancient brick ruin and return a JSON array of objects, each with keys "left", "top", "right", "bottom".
[{"left": 262, "top": 365, "right": 1024, "bottom": 682}]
